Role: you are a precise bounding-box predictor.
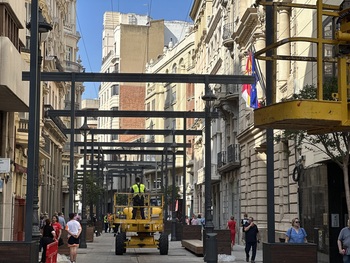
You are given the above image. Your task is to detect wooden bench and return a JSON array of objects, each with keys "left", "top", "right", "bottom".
[{"left": 181, "top": 239, "right": 203, "bottom": 256}]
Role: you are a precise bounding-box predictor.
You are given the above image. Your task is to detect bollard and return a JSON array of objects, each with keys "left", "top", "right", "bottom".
[{"left": 204, "top": 233, "right": 218, "bottom": 263}]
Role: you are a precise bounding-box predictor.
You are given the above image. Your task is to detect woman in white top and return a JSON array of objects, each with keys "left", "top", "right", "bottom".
[{"left": 65, "top": 213, "right": 82, "bottom": 263}]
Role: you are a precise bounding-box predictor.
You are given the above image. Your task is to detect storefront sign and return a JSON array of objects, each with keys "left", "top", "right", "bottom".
[{"left": 0, "top": 158, "right": 10, "bottom": 173}]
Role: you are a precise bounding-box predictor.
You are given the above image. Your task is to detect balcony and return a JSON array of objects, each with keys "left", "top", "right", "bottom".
[
  {"left": 197, "top": 164, "right": 220, "bottom": 184},
  {"left": 215, "top": 84, "right": 240, "bottom": 120},
  {"left": 0, "top": 37, "right": 29, "bottom": 111},
  {"left": 218, "top": 144, "right": 240, "bottom": 174},
  {"left": 223, "top": 22, "right": 234, "bottom": 50},
  {"left": 16, "top": 119, "right": 29, "bottom": 147},
  {"left": 64, "top": 60, "right": 83, "bottom": 73}
]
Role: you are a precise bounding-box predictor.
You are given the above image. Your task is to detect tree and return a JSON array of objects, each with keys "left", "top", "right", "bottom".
[
  {"left": 276, "top": 77, "right": 350, "bottom": 213},
  {"left": 74, "top": 171, "right": 105, "bottom": 221}
]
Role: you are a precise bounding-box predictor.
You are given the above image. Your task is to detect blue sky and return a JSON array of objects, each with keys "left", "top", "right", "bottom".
[{"left": 76, "top": 0, "right": 193, "bottom": 99}]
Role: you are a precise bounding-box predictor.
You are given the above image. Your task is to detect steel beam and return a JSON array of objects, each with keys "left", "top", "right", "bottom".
[
  {"left": 64, "top": 128, "right": 202, "bottom": 136},
  {"left": 80, "top": 149, "right": 184, "bottom": 155},
  {"left": 46, "top": 110, "right": 217, "bottom": 118},
  {"left": 23, "top": 72, "right": 255, "bottom": 84},
  {"left": 74, "top": 142, "right": 191, "bottom": 148}
]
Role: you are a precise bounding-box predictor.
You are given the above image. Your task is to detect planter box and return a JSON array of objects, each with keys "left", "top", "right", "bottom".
[
  {"left": 263, "top": 242, "right": 317, "bottom": 263},
  {"left": 182, "top": 225, "right": 202, "bottom": 240},
  {"left": 203, "top": 230, "right": 231, "bottom": 255},
  {"left": 86, "top": 226, "right": 94, "bottom": 242},
  {"left": 0, "top": 241, "right": 38, "bottom": 263}
]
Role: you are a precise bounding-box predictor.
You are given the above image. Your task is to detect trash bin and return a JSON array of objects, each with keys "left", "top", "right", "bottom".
[{"left": 205, "top": 233, "right": 218, "bottom": 263}]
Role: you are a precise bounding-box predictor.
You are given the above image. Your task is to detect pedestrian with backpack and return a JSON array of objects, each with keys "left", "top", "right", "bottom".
[{"left": 285, "top": 217, "right": 307, "bottom": 243}]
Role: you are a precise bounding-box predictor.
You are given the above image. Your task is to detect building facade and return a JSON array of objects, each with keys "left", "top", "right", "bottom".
[
  {"left": 145, "top": 27, "right": 195, "bottom": 218},
  {"left": 0, "top": 0, "right": 82, "bottom": 241}
]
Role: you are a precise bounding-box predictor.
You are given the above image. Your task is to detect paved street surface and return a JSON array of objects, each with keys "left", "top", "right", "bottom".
[{"left": 55, "top": 232, "right": 262, "bottom": 263}]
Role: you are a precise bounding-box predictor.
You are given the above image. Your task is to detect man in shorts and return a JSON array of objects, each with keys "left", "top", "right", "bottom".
[{"left": 65, "top": 213, "right": 82, "bottom": 263}]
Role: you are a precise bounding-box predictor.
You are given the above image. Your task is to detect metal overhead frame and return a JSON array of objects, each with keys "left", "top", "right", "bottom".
[{"left": 22, "top": 70, "right": 255, "bottom": 229}]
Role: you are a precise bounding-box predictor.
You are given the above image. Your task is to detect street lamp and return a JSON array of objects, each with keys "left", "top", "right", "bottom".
[
  {"left": 25, "top": 5, "right": 52, "bottom": 244},
  {"left": 202, "top": 83, "right": 217, "bottom": 263},
  {"left": 79, "top": 117, "right": 90, "bottom": 248}
]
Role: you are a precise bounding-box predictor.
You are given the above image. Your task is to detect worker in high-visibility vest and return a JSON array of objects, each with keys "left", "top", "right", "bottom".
[
  {"left": 103, "top": 214, "right": 109, "bottom": 233},
  {"left": 131, "top": 177, "right": 146, "bottom": 219}
]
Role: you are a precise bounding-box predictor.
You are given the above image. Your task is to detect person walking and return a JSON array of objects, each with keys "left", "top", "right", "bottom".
[
  {"left": 244, "top": 217, "right": 259, "bottom": 263},
  {"left": 104, "top": 213, "right": 110, "bottom": 233},
  {"left": 241, "top": 213, "right": 249, "bottom": 244},
  {"left": 338, "top": 218, "right": 350, "bottom": 262},
  {"left": 285, "top": 218, "right": 307, "bottom": 243},
  {"left": 40, "top": 218, "right": 56, "bottom": 263},
  {"left": 66, "top": 212, "right": 82, "bottom": 263},
  {"left": 52, "top": 215, "right": 62, "bottom": 246},
  {"left": 58, "top": 212, "right": 66, "bottom": 229},
  {"left": 131, "top": 177, "right": 146, "bottom": 219},
  {"left": 227, "top": 216, "right": 237, "bottom": 249}
]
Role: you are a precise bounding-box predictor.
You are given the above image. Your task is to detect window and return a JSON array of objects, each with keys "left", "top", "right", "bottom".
[
  {"left": 111, "top": 84, "right": 119, "bottom": 96},
  {"left": 66, "top": 46, "right": 73, "bottom": 61},
  {"left": 172, "top": 89, "right": 176, "bottom": 104},
  {"left": 128, "top": 14, "right": 137, "bottom": 25},
  {"left": 172, "top": 63, "right": 177, "bottom": 73},
  {"left": 153, "top": 180, "right": 162, "bottom": 189}
]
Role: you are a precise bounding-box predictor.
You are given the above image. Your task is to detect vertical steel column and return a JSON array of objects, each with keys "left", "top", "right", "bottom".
[
  {"left": 182, "top": 118, "right": 187, "bottom": 224},
  {"left": 266, "top": 0, "right": 276, "bottom": 243},
  {"left": 25, "top": 0, "right": 39, "bottom": 243},
  {"left": 69, "top": 75, "right": 76, "bottom": 214},
  {"left": 204, "top": 79, "right": 214, "bottom": 233},
  {"left": 203, "top": 78, "right": 217, "bottom": 263},
  {"left": 91, "top": 134, "right": 95, "bottom": 221},
  {"left": 164, "top": 149, "right": 169, "bottom": 222},
  {"left": 80, "top": 125, "right": 87, "bottom": 248},
  {"left": 171, "top": 135, "right": 177, "bottom": 241}
]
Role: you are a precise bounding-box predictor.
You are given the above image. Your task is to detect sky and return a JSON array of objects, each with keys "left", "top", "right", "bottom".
[{"left": 76, "top": 0, "right": 194, "bottom": 99}]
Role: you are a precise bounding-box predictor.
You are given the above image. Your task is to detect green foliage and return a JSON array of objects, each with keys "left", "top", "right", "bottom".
[
  {"left": 164, "top": 185, "right": 180, "bottom": 204},
  {"left": 74, "top": 171, "right": 105, "bottom": 208}
]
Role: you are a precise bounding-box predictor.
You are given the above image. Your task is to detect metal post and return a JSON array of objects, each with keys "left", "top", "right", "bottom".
[
  {"left": 164, "top": 150, "right": 169, "bottom": 222},
  {"left": 80, "top": 128, "right": 87, "bottom": 248},
  {"left": 90, "top": 133, "right": 95, "bottom": 221},
  {"left": 266, "top": 0, "right": 276, "bottom": 243},
  {"left": 182, "top": 118, "right": 187, "bottom": 225},
  {"left": 204, "top": 80, "right": 214, "bottom": 234},
  {"left": 25, "top": 0, "right": 39, "bottom": 243},
  {"left": 69, "top": 76, "right": 76, "bottom": 214},
  {"left": 203, "top": 78, "right": 217, "bottom": 262},
  {"left": 171, "top": 131, "right": 177, "bottom": 241}
]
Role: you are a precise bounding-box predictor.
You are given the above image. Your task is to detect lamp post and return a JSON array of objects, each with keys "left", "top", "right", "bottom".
[
  {"left": 25, "top": 5, "right": 52, "bottom": 243},
  {"left": 202, "top": 81, "right": 217, "bottom": 263},
  {"left": 171, "top": 130, "right": 177, "bottom": 241},
  {"left": 79, "top": 117, "right": 90, "bottom": 248}
]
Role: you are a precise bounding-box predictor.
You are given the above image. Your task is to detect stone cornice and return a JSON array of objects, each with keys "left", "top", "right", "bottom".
[{"left": 233, "top": 8, "right": 258, "bottom": 48}]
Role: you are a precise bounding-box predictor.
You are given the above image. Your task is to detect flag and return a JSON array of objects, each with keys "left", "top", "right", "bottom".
[
  {"left": 242, "top": 53, "right": 252, "bottom": 107},
  {"left": 250, "top": 53, "right": 259, "bottom": 109},
  {"left": 242, "top": 52, "right": 260, "bottom": 109}
]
